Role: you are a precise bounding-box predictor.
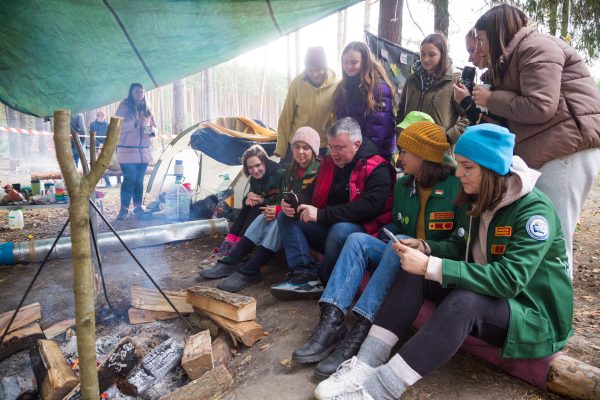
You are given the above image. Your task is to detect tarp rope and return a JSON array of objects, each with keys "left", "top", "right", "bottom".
[
  {"left": 264, "top": 0, "right": 283, "bottom": 35},
  {"left": 102, "top": 0, "right": 159, "bottom": 87}
]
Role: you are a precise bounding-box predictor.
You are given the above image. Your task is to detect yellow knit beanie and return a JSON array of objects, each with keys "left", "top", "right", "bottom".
[{"left": 397, "top": 121, "right": 449, "bottom": 164}]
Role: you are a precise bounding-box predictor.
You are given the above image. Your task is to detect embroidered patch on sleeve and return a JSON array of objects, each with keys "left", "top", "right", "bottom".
[
  {"left": 429, "top": 222, "right": 454, "bottom": 230},
  {"left": 434, "top": 189, "right": 444, "bottom": 195},
  {"left": 430, "top": 211, "right": 454, "bottom": 220},
  {"left": 526, "top": 215, "right": 549, "bottom": 241},
  {"left": 491, "top": 244, "right": 506, "bottom": 255},
  {"left": 495, "top": 226, "right": 512, "bottom": 237}
]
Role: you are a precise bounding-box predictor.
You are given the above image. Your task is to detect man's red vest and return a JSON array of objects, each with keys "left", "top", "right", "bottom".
[{"left": 312, "top": 155, "right": 394, "bottom": 235}]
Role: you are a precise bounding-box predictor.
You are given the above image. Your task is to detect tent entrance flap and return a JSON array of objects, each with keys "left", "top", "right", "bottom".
[{"left": 146, "top": 117, "right": 276, "bottom": 208}]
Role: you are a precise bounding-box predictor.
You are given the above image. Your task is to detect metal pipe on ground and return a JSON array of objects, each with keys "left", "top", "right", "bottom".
[{"left": 0, "top": 219, "right": 228, "bottom": 265}]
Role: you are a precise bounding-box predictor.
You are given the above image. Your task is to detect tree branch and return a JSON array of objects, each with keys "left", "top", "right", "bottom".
[
  {"left": 84, "top": 117, "right": 122, "bottom": 193},
  {"left": 53, "top": 110, "right": 80, "bottom": 191}
]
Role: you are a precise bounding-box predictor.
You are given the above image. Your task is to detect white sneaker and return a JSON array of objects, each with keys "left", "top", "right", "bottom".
[
  {"left": 314, "top": 357, "right": 376, "bottom": 399},
  {"left": 331, "top": 383, "right": 375, "bottom": 400}
]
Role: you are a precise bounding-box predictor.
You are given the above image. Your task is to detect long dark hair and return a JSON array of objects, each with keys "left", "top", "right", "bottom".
[
  {"left": 420, "top": 33, "right": 451, "bottom": 78},
  {"left": 403, "top": 160, "right": 455, "bottom": 189},
  {"left": 124, "top": 82, "right": 152, "bottom": 117},
  {"left": 455, "top": 166, "right": 508, "bottom": 217},
  {"left": 336, "top": 41, "right": 394, "bottom": 113},
  {"left": 475, "top": 4, "right": 529, "bottom": 85}
]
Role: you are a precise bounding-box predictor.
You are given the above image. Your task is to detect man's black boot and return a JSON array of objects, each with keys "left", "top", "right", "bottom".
[
  {"left": 314, "top": 314, "right": 372, "bottom": 378},
  {"left": 292, "top": 304, "right": 347, "bottom": 363}
]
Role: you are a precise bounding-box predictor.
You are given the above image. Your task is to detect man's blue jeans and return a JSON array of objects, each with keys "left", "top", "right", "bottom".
[
  {"left": 277, "top": 212, "right": 364, "bottom": 281},
  {"left": 319, "top": 232, "right": 409, "bottom": 322}
]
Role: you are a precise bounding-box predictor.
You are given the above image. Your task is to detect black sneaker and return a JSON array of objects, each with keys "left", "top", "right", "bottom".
[
  {"left": 270, "top": 273, "right": 324, "bottom": 300},
  {"left": 217, "top": 271, "right": 261, "bottom": 292},
  {"left": 200, "top": 260, "right": 239, "bottom": 279}
]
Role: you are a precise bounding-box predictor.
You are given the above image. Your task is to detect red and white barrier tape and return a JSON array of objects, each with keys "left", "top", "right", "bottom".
[{"left": 0, "top": 126, "right": 53, "bottom": 136}]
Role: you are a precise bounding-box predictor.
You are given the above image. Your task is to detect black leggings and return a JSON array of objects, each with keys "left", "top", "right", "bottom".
[
  {"left": 229, "top": 203, "right": 262, "bottom": 237},
  {"left": 374, "top": 268, "right": 510, "bottom": 376}
]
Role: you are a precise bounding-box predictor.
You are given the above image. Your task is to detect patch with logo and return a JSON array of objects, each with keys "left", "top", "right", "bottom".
[
  {"left": 458, "top": 227, "right": 466, "bottom": 238},
  {"left": 491, "top": 244, "right": 506, "bottom": 255},
  {"left": 430, "top": 211, "right": 454, "bottom": 220},
  {"left": 434, "top": 189, "right": 445, "bottom": 196},
  {"left": 397, "top": 212, "right": 403, "bottom": 222},
  {"left": 526, "top": 215, "right": 549, "bottom": 241},
  {"left": 495, "top": 226, "right": 512, "bottom": 237},
  {"left": 403, "top": 216, "right": 410, "bottom": 225},
  {"left": 429, "top": 222, "right": 454, "bottom": 230}
]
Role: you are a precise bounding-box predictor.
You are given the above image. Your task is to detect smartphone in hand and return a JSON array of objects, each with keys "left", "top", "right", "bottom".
[
  {"left": 382, "top": 228, "right": 401, "bottom": 244},
  {"left": 282, "top": 191, "right": 300, "bottom": 220}
]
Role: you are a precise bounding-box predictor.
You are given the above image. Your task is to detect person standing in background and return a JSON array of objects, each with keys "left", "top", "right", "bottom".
[
  {"left": 90, "top": 110, "right": 119, "bottom": 187},
  {"left": 335, "top": 41, "right": 396, "bottom": 160},
  {"left": 114, "top": 83, "right": 156, "bottom": 220},
  {"left": 397, "top": 33, "right": 469, "bottom": 145},
  {"left": 70, "top": 112, "right": 87, "bottom": 168},
  {"left": 473, "top": 4, "right": 600, "bottom": 277},
  {"left": 274, "top": 47, "right": 338, "bottom": 166}
]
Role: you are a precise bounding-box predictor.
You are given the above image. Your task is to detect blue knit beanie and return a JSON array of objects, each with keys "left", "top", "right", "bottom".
[{"left": 454, "top": 124, "right": 515, "bottom": 176}]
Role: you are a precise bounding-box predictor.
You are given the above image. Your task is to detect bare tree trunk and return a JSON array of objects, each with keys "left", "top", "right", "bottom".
[
  {"left": 18, "top": 111, "right": 30, "bottom": 158},
  {"left": 378, "top": 0, "right": 403, "bottom": 44},
  {"left": 53, "top": 109, "right": 122, "bottom": 400},
  {"left": 294, "top": 31, "right": 301, "bottom": 76},
  {"left": 287, "top": 34, "right": 293, "bottom": 85},
  {"left": 433, "top": 0, "right": 449, "bottom": 38},
  {"left": 560, "top": 0, "right": 569, "bottom": 37},
  {"left": 548, "top": 0, "right": 559, "bottom": 36},
  {"left": 364, "top": 0, "right": 371, "bottom": 32},
  {"left": 172, "top": 80, "right": 186, "bottom": 136},
  {"left": 259, "top": 46, "right": 268, "bottom": 118},
  {"left": 203, "top": 68, "right": 212, "bottom": 121},
  {"left": 337, "top": 11, "right": 344, "bottom": 62}
]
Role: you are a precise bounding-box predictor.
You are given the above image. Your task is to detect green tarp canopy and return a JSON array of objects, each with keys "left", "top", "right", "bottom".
[{"left": 0, "top": 0, "right": 360, "bottom": 118}]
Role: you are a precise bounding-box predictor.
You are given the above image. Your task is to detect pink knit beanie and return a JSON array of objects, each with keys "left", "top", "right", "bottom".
[{"left": 291, "top": 127, "right": 321, "bottom": 156}]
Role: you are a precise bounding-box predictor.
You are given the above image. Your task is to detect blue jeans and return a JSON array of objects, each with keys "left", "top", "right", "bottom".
[
  {"left": 244, "top": 214, "right": 281, "bottom": 252},
  {"left": 320, "top": 232, "right": 409, "bottom": 322},
  {"left": 120, "top": 163, "right": 148, "bottom": 209},
  {"left": 277, "top": 212, "right": 364, "bottom": 280}
]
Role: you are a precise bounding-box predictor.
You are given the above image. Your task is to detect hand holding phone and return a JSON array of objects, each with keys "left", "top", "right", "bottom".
[{"left": 281, "top": 191, "right": 300, "bottom": 219}]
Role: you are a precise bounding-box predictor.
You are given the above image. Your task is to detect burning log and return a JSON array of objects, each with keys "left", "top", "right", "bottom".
[
  {"left": 0, "top": 303, "right": 41, "bottom": 335},
  {"left": 195, "top": 309, "right": 266, "bottom": 347},
  {"left": 186, "top": 286, "right": 256, "bottom": 322},
  {"left": 128, "top": 308, "right": 179, "bottom": 325},
  {"left": 30, "top": 339, "right": 79, "bottom": 400},
  {"left": 130, "top": 286, "right": 193, "bottom": 314},
  {"left": 0, "top": 323, "right": 44, "bottom": 362},
  {"left": 181, "top": 330, "right": 213, "bottom": 380},
  {"left": 159, "top": 364, "right": 233, "bottom": 400},
  {"left": 126, "top": 338, "right": 183, "bottom": 395},
  {"left": 62, "top": 337, "right": 141, "bottom": 400}
]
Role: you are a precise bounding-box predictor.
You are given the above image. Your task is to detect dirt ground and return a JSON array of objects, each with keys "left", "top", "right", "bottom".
[{"left": 0, "top": 177, "right": 598, "bottom": 399}]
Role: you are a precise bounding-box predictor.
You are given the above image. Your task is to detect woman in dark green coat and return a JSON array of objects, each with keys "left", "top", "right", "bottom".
[{"left": 314, "top": 124, "right": 573, "bottom": 400}]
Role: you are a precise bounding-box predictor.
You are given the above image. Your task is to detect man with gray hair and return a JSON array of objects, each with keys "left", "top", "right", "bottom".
[{"left": 271, "top": 117, "right": 395, "bottom": 300}]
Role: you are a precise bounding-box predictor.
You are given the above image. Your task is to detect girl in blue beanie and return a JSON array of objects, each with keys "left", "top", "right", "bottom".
[{"left": 315, "top": 124, "right": 573, "bottom": 400}]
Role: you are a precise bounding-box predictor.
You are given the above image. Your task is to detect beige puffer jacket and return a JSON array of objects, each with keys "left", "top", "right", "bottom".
[{"left": 487, "top": 27, "right": 600, "bottom": 169}]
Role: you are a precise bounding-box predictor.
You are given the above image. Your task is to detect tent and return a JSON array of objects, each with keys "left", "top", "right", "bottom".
[
  {"left": 146, "top": 116, "right": 277, "bottom": 209},
  {"left": 0, "top": 0, "right": 360, "bottom": 117}
]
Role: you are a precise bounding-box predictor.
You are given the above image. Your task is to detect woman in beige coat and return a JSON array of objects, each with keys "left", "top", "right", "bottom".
[{"left": 473, "top": 4, "right": 600, "bottom": 277}]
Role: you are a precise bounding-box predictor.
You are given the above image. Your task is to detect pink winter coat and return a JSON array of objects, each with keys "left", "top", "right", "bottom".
[
  {"left": 115, "top": 101, "right": 156, "bottom": 164},
  {"left": 487, "top": 27, "right": 600, "bottom": 169}
]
